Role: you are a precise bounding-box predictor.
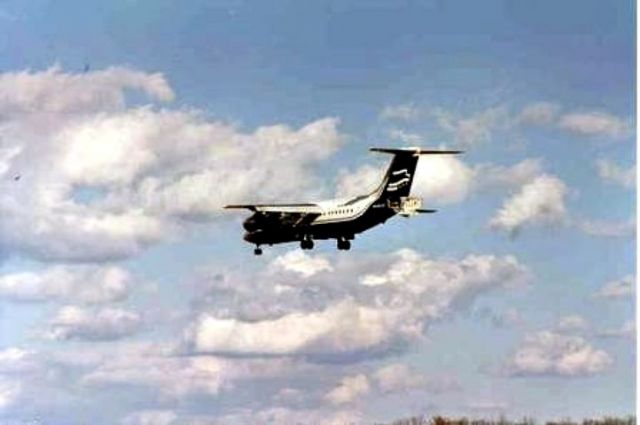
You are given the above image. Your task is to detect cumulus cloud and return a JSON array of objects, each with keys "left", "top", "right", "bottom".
[
  {"left": 121, "top": 410, "right": 178, "bottom": 425},
  {"left": 324, "top": 373, "right": 370, "bottom": 405},
  {"left": 268, "top": 250, "right": 333, "bottom": 278},
  {"left": 388, "top": 128, "right": 423, "bottom": 144},
  {"left": 576, "top": 217, "right": 635, "bottom": 238},
  {"left": 595, "top": 159, "right": 635, "bottom": 188},
  {"left": 598, "top": 320, "right": 635, "bottom": 340},
  {"left": 335, "top": 155, "right": 543, "bottom": 208},
  {"left": 412, "top": 154, "right": 474, "bottom": 204},
  {"left": 0, "top": 265, "right": 131, "bottom": 304},
  {"left": 45, "top": 305, "right": 142, "bottom": 341},
  {"left": 0, "top": 66, "right": 345, "bottom": 262},
  {"left": 489, "top": 175, "right": 568, "bottom": 235},
  {"left": 474, "top": 158, "right": 543, "bottom": 191},
  {"left": 558, "top": 111, "right": 630, "bottom": 138},
  {"left": 506, "top": 330, "right": 612, "bottom": 377},
  {"left": 434, "top": 106, "right": 508, "bottom": 147},
  {"left": 0, "top": 65, "right": 174, "bottom": 115},
  {"left": 372, "top": 363, "right": 426, "bottom": 394},
  {"left": 211, "top": 407, "right": 362, "bottom": 425},
  {"left": 0, "top": 347, "right": 60, "bottom": 414},
  {"left": 186, "top": 298, "right": 413, "bottom": 357},
  {"left": 185, "top": 249, "right": 531, "bottom": 359},
  {"left": 594, "top": 275, "right": 634, "bottom": 299},
  {"left": 555, "top": 315, "right": 589, "bottom": 333},
  {"left": 83, "top": 343, "right": 302, "bottom": 401},
  {"left": 334, "top": 164, "right": 383, "bottom": 199},
  {"left": 380, "top": 104, "right": 420, "bottom": 121},
  {"left": 0, "top": 378, "right": 21, "bottom": 410},
  {"left": 517, "top": 102, "right": 560, "bottom": 126}
]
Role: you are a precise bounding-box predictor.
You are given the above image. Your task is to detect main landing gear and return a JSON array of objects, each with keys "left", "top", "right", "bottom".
[
  {"left": 300, "top": 237, "right": 314, "bottom": 250},
  {"left": 337, "top": 237, "right": 351, "bottom": 251},
  {"left": 254, "top": 246, "right": 263, "bottom": 256}
]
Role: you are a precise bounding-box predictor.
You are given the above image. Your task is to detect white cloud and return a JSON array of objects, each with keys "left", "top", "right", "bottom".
[
  {"left": 0, "top": 347, "right": 56, "bottom": 414},
  {"left": 517, "top": 102, "right": 560, "bottom": 125},
  {"left": 335, "top": 156, "right": 543, "bottom": 208},
  {"left": 211, "top": 407, "right": 362, "bottom": 425},
  {"left": 121, "top": 410, "right": 178, "bottom": 425},
  {"left": 324, "top": 373, "right": 370, "bottom": 405},
  {"left": 0, "top": 378, "right": 21, "bottom": 410},
  {"left": 595, "top": 159, "right": 635, "bottom": 188},
  {"left": 380, "top": 104, "right": 420, "bottom": 121},
  {"left": 577, "top": 217, "right": 635, "bottom": 238},
  {"left": 489, "top": 175, "right": 568, "bottom": 235},
  {"left": 186, "top": 249, "right": 531, "bottom": 358},
  {"left": 388, "top": 128, "right": 423, "bottom": 144},
  {"left": 435, "top": 106, "right": 507, "bottom": 147},
  {"left": 598, "top": 320, "right": 635, "bottom": 340},
  {"left": 83, "top": 344, "right": 300, "bottom": 401},
  {"left": 0, "top": 65, "right": 174, "bottom": 115},
  {"left": 334, "top": 164, "right": 382, "bottom": 198},
  {"left": 507, "top": 330, "right": 612, "bottom": 377},
  {"left": 0, "top": 66, "right": 345, "bottom": 262},
  {"left": 0, "top": 265, "right": 131, "bottom": 304},
  {"left": 45, "top": 305, "right": 142, "bottom": 341},
  {"left": 412, "top": 154, "right": 474, "bottom": 205},
  {"left": 0, "top": 147, "right": 22, "bottom": 177},
  {"left": 187, "top": 298, "right": 413, "bottom": 357},
  {"left": 558, "top": 111, "right": 630, "bottom": 138},
  {"left": 0, "top": 348, "right": 40, "bottom": 374},
  {"left": 555, "top": 315, "right": 589, "bottom": 333},
  {"left": 474, "top": 158, "right": 543, "bottom": 190},
  {"left": 594, "top": 274, "right": 634, "bottom": 299},
  {"left": 372, "top": 363, "right": 426, "bottom": 394},
  {"left": 269, "top": 250, "right": 333, "bottom": 278}
]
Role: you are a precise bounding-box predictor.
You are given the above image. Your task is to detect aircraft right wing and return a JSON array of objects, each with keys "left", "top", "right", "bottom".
[{"left": 224, "top": 203, "right": 322, "bottom": 213}]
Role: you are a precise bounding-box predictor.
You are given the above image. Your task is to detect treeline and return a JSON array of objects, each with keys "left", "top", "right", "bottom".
[{"left": 376, "top": 416, "right": 636, "bottom": 425}]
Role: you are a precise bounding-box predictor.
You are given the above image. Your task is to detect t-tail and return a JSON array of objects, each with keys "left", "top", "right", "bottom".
[{"left": 370, "top": 147, "right": 463, "bottom": 214}]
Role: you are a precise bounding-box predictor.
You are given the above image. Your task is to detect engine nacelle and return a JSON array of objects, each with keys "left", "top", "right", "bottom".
[
  {"left": 388, "top": 196, "right": 423, "bottom": 216},
  {"left": 243, "top": 213, "right": 265, "bottom": 231}
]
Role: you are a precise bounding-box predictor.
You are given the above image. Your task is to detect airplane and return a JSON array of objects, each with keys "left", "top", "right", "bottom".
[{"left": 225, "top": 147, "right": 462, "bottom": 255}]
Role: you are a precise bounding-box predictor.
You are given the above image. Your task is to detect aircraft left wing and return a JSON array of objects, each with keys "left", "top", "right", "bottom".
[
  {"left": 224, "top": 203, "right": 322, "bottom": 213},
  {"left": 225, "top": 203, "right": 321, "bottom": 227}
]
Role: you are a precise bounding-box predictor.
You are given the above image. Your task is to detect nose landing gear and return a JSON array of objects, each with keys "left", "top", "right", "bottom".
[{"left": 254, "top": 246, "right": 263, "bottom": 255}]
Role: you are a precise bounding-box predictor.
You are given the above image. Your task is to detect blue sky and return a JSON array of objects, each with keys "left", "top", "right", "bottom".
[{"left": 0, "top": 1, "right": 634, "bottom": 424}]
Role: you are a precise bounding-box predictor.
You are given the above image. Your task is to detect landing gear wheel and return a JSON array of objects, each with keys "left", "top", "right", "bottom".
[
  {"left": 254, "top": 247, "right": 263, "bottom": 256},
  {"left": 337, "top": 239, "right": 351, "bottom": 251},
  {"left": 301, "top": 238, "right": 314, "bottom": 250}
]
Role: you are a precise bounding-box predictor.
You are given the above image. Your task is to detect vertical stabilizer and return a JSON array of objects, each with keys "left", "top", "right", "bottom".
[{"left": 370, "top": 147, "right": 463, "bottom": 199}]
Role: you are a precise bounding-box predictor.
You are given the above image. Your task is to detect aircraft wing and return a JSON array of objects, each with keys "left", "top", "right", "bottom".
[
  {"left": 225, "top": 203, "right": 321, "bottom": 227},
  {"left": 224, "top": 203, "right": 322, "bottom": 214}
]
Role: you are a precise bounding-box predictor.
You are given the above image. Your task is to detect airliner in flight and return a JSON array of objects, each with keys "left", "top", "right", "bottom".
[{"left": 225, "top": 147, "right": 462, "bottom": 255}]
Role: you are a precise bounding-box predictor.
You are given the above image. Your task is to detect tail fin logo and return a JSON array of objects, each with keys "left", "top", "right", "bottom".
[{"left": 386, "top": 169, "right": 411, "bottom": 192}]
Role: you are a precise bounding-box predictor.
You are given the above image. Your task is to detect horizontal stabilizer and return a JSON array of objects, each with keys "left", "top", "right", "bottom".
[
  {"left": 416, "top": 209, "right": 437, "bottom": 214},
  {"left": 370, "top": 147, "right": 463, "bottom": 155}
]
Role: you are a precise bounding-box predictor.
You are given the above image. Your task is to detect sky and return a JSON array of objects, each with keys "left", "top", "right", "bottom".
[{"left": 0, "top": 0, "right": 635, "bottom": 424}]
